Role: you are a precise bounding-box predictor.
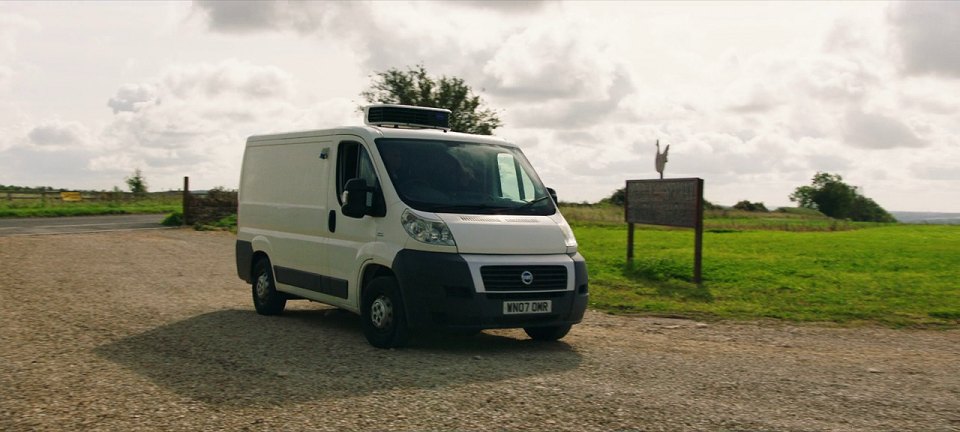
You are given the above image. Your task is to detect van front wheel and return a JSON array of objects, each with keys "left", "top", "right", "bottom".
[
  {"left": 362, "top": 277, "right": 410, "bottom": 348},
  {"left": 252, "top": 258, "right": 286, "bottom": 315}
]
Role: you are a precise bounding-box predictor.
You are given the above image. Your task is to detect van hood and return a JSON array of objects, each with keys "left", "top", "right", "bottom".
[{"left": 437, "top": 213, "right": 575, "bottom": 255}]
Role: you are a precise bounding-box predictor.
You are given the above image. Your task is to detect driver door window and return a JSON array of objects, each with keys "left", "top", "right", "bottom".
[{"left": 337, "top": 141, "right": 379, "bottom": 206}]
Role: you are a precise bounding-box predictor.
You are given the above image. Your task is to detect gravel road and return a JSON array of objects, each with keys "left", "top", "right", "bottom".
[
  {"left": 0, "top": 214, "right": 165, "bottom": 237},
  {"left": 1, "top": 229, "right": 958, "bottom": 431}
]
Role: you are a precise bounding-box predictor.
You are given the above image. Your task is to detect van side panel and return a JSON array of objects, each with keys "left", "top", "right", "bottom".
[{"left": 239, "top": 138, "right": 331, "bottom": 299}]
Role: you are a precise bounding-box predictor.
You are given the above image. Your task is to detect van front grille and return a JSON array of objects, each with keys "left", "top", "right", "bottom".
[{"left": 480, "top": 265, "right": 567, "bottom": 292}]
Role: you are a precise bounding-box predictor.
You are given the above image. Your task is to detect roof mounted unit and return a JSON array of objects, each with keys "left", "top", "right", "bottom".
[{"left": 364, "top": 104, "right": 451, "bottom": 131}]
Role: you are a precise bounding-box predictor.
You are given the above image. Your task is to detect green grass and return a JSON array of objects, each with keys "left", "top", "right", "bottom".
[
  {"left": 574, "top": 221, "right": 960, "bottom": 327},
  {"left": 0, "top": 197, "right": 180, "bottom": 218},
  {"left": 194, "top": 214, "right": 237, "bottom": 233}
]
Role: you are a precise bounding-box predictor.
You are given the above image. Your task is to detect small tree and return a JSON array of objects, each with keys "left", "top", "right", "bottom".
[
  {"left": 789, "top": 172, "right": 895, "bottom": 222},
  {"left": 125, "top": 168, "right": 148, "bottom": 196},
  {"left": 361, "top": 65, "right": 502, "bottom": 135}
]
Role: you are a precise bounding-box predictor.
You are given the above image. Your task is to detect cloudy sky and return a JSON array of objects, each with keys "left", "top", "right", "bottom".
[{"left": 1, "top": 1, "right": 958, "bottom": 211}]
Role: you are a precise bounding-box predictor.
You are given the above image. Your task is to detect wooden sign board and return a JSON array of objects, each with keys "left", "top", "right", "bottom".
[
  {"left": 60, "top": 191, "right": 82, "bottom": 202},
  {"left": 625, "top": 178, "right": 702, "bottom": 228},
  {"left": 624, "top": 178, "right": 704, "bottom": 283}
]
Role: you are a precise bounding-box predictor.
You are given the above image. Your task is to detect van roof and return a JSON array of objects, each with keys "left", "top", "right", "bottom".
[{"left": 246, "top": 125, "right": 514, "bottom": 147}]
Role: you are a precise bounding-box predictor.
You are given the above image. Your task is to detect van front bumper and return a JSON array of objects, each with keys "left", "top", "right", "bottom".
[{"left": 391, "top": 250, "right": 588, "bottom": 330}]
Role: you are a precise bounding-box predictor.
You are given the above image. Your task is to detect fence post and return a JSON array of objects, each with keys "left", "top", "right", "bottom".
[{"left": 182, "top": 176, "right": 190, "bottom": 226}]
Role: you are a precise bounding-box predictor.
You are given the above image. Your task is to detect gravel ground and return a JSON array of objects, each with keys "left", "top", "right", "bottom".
[{"left": 1, "top": 229, "right": 958, "bottom": 431}]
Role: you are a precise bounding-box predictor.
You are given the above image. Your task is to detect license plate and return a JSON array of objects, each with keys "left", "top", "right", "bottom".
[{"left": 503, "top": 300, "right": 552, "bottom": 315}]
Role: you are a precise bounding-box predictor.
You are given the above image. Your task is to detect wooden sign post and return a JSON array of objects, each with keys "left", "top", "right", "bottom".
[{"left": 624, "top": 178, "right": 704, "bottom": 283}]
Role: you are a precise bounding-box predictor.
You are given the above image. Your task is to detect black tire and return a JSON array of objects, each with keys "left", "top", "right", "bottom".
[
  {"left": 523, "top": 325, "right": 571, "bottom": 341},
  {"left": 361, "top": 276, "right": 410, "bottom": 348},
  {"left": 252, "top": 258, "right": 286, "bottom": 315}
]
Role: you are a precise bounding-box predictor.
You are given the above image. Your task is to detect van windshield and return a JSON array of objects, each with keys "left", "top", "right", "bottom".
[{"left": 375, "top": 138, "right": 556, "bottom": 216}]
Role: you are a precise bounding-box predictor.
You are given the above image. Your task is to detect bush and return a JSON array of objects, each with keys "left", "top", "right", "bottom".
[
  {"left": 600, "top": 187, "right": 626, "bottom": 206},
  {"left": 161, "top": 211, "right": 183, "bottom": 226},
  {"left": 732, "top": 200, "right": 768, "bottom": 212},
  {"left": 775, "top": 207, "right": 827, "bottom": 217},
  {"left": 702, "top": 199, "right": 723, "bottom": 211}
]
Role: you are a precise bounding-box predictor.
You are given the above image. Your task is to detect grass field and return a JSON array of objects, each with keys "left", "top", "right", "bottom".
[
  {"left": 565, "top": 206, "right": 960, "bottom": 327},
  {"left": 0, "top": 196, "right": 181, "bottom": 218}
]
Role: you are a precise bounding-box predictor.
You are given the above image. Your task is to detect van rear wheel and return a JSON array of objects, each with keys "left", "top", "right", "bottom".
[
  {"left": 523, "top": 325, "right": 571, "bottom": 341},
  {"left": 362, "top": 277, "right": 409, "bottom": 348},
  {"left": 252, "top": 258, "right": 286, "bottom": 315}
]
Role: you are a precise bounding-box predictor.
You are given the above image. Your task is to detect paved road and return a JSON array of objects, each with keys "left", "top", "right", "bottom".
[{"left": 0, "top": 214, "right": 167, "bottom": 236}]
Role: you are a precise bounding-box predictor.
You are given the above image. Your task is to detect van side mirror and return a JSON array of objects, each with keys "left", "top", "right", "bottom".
[
  {"left": 547, "top": 187, "right": 558, "bottom": 204},
  {"left": 342, "top": 178, "right": 371, "bottom": 218}
]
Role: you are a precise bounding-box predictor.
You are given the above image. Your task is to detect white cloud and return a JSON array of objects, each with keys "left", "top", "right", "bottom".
[
  {"left": 191, "top": 1, "right": 367, "bottom": 36},
  {"left": 888, "top": 1, "right": 960, "bottom": 77},
  {"left": 160, "top": 60, "right": 293, "bottom": 100},
  {"left": 192, "top": 0, "right": 642, "bottom": 143},
  {"left": 796, "top": 56, "right": 877, "bottom": 103},
  {"left": 192, "top": 1, "right": 289, "bottom": 34},
  {"left": 100, "top": 59, "right": 298, "bottom": 152},
  {"left": 107, "top": 84, "right": 157, "bottom": 114},
  {"left": 0, "top": 65, "right": 11, "bottom": 90},
  {"left": 90, "top": 59, "right": 361, "bottom": 189},
  {"left": 913, "top": 162, "right": 960, "bottom": 181},
  {"left": 483, "top": 20, "right": 620, "bottom": 101},
  {"left": 0, "top": 13, "right": 40, "bottom": 91},
  {"left": 454, "top": 1, "right": 552, "bottom": 14},
  {"left": 86, "top": 152, "right": 147, "bottom": 174},
  {"left": 842, "top": 109, "right": 925, "bottom": 149},
  {"left": 506, "top": 68, "right": 635, "bottom": 129},
  {"left": 26, "top": 120, "right": 98, "bottom": 151},
  {"left": 2, "top": 58, "right": 357, "bottom": 190},
  {"left": 0, "top": 13, "right": 40, "bottom": 57},
  {"left": 92, "top": 61, "right": 297, "bottom": 180}
]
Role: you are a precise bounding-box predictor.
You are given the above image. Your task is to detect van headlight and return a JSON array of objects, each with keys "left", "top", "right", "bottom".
[
  {"left": 558, "top": 218, "right": 578, "bottom": 254},
  {"left": 401, "top": 209, "right": 456, "bottom": 246}
]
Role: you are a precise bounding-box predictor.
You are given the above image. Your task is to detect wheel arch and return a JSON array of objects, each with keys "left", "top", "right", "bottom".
[
  {"left": 248, "top": 235, "right": 273, "bottom": 281},
  {"left": 252, "top": 250, "right": 270, "bottom": 269},
  {"left": 359, "top": 263, "right": 396, "bottom": 303}
]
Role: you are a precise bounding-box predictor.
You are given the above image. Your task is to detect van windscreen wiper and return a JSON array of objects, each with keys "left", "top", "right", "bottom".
[{"left": 512, "top": 195, "right": 553, "bottom": 210}]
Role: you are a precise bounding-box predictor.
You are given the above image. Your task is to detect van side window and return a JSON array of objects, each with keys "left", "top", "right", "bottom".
[
  {"left": 336, "top": 141, "right": 379, "bottom": 205},
  {"left": 496, "top": 153, "right": 536, "bottom": 201}
]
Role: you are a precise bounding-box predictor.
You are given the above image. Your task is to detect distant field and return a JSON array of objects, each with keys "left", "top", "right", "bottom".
[
  {"left": 0, "top": 195, "right": 181, "bottom": 218},
  {"left": 891, "top": 211, "right": 960, "bottom": 225},
  {"left": 568, "top": 211, "right": 960, "bottom": 327},
  {"left": 559, "top": 204, "right": 881, "bottom": 231}
]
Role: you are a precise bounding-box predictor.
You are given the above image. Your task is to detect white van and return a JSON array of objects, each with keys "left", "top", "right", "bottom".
[{"left": 236, "top": 105, "right": 588, "bottom": 348}]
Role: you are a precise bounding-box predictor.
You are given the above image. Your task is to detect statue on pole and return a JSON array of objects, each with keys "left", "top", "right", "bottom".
[{"left": 655, "top": 139, "right": 669, "bottom": 179}]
